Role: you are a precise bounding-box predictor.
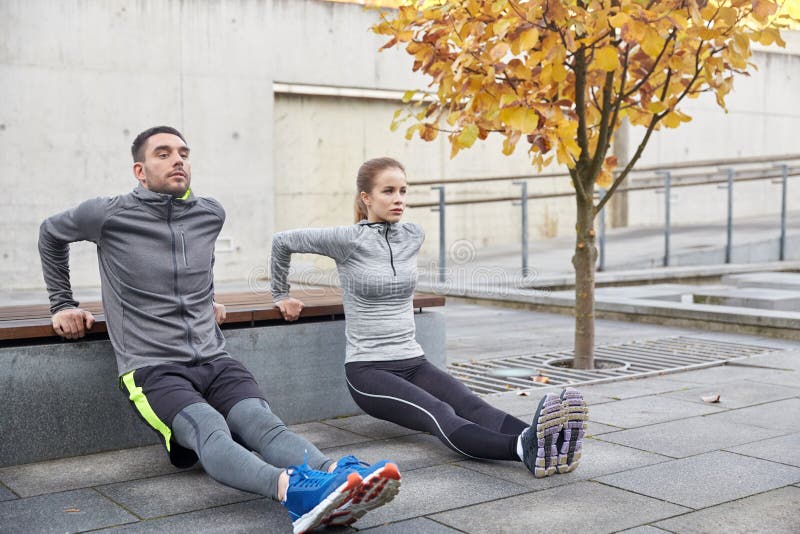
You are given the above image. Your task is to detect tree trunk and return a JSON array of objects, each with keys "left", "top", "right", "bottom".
[{"left": 572, "top": 176, "right": 597, "bottom": 370}]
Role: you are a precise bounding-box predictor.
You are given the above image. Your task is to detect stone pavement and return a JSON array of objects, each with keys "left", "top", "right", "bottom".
[{"left": 1, "top": 302, "right": 799, "bottom": 533}]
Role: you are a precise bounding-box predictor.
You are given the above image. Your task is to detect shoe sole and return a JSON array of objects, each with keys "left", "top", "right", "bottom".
[
  {"left": 326, "top": 463, "right": 402, "bottom": 527},
  {"left": 527, "top": 393, "right": 563, "bottom": 478},
  {"left": 557, "top": 388, "right": 588, "bottom": 474},
  {"left": 292, "top": 472, "right": 361, "bottom": 534}
]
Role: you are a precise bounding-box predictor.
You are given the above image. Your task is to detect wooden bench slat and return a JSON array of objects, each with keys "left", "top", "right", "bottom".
[{"left": 0, "top": 289, "right": 445, "bottom": 342}]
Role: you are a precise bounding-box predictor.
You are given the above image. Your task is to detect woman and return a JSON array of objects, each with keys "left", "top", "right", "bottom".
[{"left": 270, "top": 157, "right": 587, "bottom": 477}]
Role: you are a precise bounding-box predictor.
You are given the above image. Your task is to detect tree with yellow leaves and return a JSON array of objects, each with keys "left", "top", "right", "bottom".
[{"left": 374, "top": 0, "right": 798, "bottom": 369}]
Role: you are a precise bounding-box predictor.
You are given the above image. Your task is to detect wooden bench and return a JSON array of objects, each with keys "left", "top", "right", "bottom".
[
  {"left": 0, "top": 289, "right": 445, "bottom": 467},
  {"left": 0, "top": 289, "right": 445, "bottom": 341}
]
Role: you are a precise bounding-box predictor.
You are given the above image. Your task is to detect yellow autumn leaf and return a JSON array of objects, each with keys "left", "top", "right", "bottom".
[
  {"left": 552, "top": 62, "right": 568, "bottom": 82},
  {"left": 489, "top": 42, "right": 510, "bottom": 62},
  {"left": 647, "top": 101, "right": 668, "bottom": 114},
  {"left": 500, "top": 106, "right": 539, "bottom": 132},
  {"left": 405, "top": 123, "right": 421, "bottom": 140},
  {"left": 661, "top": 111, "right": 682, "bottom": 128},
  {"left": 519, "top": 28, "right": 540, "bottom": 51},
  {"left": 608, "top": 12, "right": 630, "bottom": 29},
  {"left": 697, "top": 28, "right": 719, "bottom": 41},
  {"left": 623, "top": 20, "right": 648, "bottom": 43},
  {"left": 752, "top": 0, "right": 778, "bottom": 20},
  {"left": 446, "top": 110, "right": 461, "bottom": 126},
  {"left": 595, "top": 46, "right": 620, "bottom": 71},
  {"left": 420, "top": 124, "right": 438, "bottom": 141},
  {"left": 493, "top": 19, "right": 511, "bottom": 38},
  {"left": 456, "top": 124, "right": 479, "bottom": 148},
  {"left": 717, "top": 7, "right": 738, "bottom": 27},
  {"left": 641, "top": 28, "right": 665, "bottom": 57},
  {"left": 502, "top": 134, "right": 518, "bottom": 156},
  {"left": 596, "top": 169, "right": 613, "bottom": 189}
]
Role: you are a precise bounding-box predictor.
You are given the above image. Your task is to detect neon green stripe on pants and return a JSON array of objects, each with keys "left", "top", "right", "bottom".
[{"left": 121, "top": 370, "right": 173, "bottom": 452}]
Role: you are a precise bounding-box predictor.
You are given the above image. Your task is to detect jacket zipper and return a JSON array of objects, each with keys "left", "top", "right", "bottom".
[
  {"left": 180, "top": 228, "right": 189, "bottom": 268},
  {"left": 384, "top": 224, "right": 396, "bottom": 276},
  {"left": 168, "top": 202, "right": 200, "bottom": 363}
]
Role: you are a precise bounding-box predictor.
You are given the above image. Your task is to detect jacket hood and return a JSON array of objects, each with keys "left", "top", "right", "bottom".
[{"left": 131, "top": 184, "right": 197, "bottom": 216}]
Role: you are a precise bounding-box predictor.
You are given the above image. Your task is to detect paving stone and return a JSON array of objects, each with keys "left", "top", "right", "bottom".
[
  {"left": 360, "top": 517, "right": 461, "bottom": 533},
  {"left": 353, "top": 463, "right": 529, "bottom": 529},
  {"left": 581, "top": 376, "right": 696, "bottom": 400},
  {"left": 661, "top": 379, "right": 800, "bottom": 409},
  {"left": 502, "top": 388, "right": 616, "bottom": 409},
  {"left": 587, "top": 395, "right": 724, "bottom": 428},
  {"left": 0, "top": 482, "right": 17, "bottom": 502},
  {"left": 740, "top": 351, "right": 800, "bottom": 371},
  {"left": 616, "top": 527, "right": 671, "bottom": 533},
  {"left": 287, "top": 421, "right": 372, "bottom": 448},
  {"left": 96, "top": 471, "right": 260, "bottom": 519},
  {"left": 726, "top": 432, "right": 800, "bottom": 467},
  {"left": 598, "top": 412, "right": 788, "bottom": 458},
  {"left": 321, "top": 434, "right": 463, "bottom": 472},
  {"left": 596, "top": 451, "right": 800, "bottom": 509},
  {"left": 670, "top": 364, "right": 796, "bottom": 385},
  {"left": 323, "top": 414, "right": 420, "bottom": 440},
  {"left": 92, "top": 498, "right": 306, "bottom": 533},
  {"left": 0, "top": 445, "right": 185, "bottom": 498},
  {"left": 0, "top": 488, "right": 137, "bottom": 533},
  {"left": 430, "top": 481, "right": 688, "bottom": 533},
  {"left": 708, "top": 398, "right": 800, "bottom": 432},
  {"left": 482, "top": 387, "right": 563, "bottom": 416},
  {"left": 585, "top": 421, "right": 623, "bottom": 436},
  {"left": 654, "top": 485, "right": 800, "bottom": 533},
  {"left": 746, "top": 369, "right": 800, "bottom": 389},
  {"left": 456, "top": 437, "right": 670, "bottom": 490}
]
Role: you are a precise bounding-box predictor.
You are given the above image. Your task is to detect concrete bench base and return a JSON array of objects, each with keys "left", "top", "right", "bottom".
[{"left": 0, "top": 311, "right": 445, "bottom": 467}]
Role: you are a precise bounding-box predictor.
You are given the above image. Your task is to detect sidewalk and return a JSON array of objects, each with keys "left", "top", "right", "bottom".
[{"left": 1, "top": 303, "right": 798, "bottom": 533}]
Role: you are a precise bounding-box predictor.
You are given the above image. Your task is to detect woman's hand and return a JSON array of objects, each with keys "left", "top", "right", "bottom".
[
  {"left": 276, "top": 297, "right": 304, "bottom": 321},
  {"left": 212, "top": 302, "right": 227, "bottom": 324}
]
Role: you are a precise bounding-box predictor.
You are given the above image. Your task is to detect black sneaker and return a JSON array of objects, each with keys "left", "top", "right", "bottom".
[
  {"left": 556, "top": 387, "right": 588, "bottom": 474},
  {"left": 521, "top": 392, "right": 563, "bottom": 478}
]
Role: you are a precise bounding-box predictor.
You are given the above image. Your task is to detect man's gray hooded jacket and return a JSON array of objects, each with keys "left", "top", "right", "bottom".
[{"left": 38, "top": 185, "right": 229, "bottom": 376}]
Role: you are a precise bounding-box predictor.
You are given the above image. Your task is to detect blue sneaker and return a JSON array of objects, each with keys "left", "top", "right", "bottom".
[
  {"left": 326, "top": 455, "right": 401, "bottom": 527},
  {"left": 282, "top": 462, "right": 362, "bottom": 534}
]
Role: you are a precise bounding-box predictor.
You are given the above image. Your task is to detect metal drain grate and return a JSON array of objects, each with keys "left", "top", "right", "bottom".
[{"left": 448, "top": 336, "right": 779, "bottom": 395}]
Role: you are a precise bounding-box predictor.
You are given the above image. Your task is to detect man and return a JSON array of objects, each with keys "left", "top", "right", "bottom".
[{"left": 38, "top": 126, "right": 400, "bottom": 533}]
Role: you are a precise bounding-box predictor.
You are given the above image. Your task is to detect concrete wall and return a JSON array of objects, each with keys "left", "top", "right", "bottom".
[
  {"left": 1, "top": 0, "right": 275, "bottom": 290},
  {"left": 2, "top": 0, "right": 798, "bottom": 291}
]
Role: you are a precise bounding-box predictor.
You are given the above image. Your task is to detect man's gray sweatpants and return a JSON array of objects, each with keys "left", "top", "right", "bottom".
[{"left": 172, "top": 398, "right": 333, "bottom": 500}]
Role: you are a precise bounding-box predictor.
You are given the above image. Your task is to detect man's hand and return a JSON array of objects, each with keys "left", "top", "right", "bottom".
[
  {"left": 276, "top": 297, "right": 304, "bottom": 322},
  {"left": 213, "top": 302, "right": 227, "bottom": 325},
  {"left": 52, "top": 308, "right": 96, "bottom": 340}
]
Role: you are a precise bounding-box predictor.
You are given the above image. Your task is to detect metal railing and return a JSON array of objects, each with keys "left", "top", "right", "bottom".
[{"left": 407, "top": 155, "right": 800, "bottom": 282}]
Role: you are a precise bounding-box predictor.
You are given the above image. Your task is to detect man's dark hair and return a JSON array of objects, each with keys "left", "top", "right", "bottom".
[{"left": 131, "top": 126, "right": 187, "bottom": 162}]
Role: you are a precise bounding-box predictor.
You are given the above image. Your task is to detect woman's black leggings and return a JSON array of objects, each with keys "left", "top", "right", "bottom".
[{"left": 345, "top": 356, "right": 529, "bottom": 461}]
